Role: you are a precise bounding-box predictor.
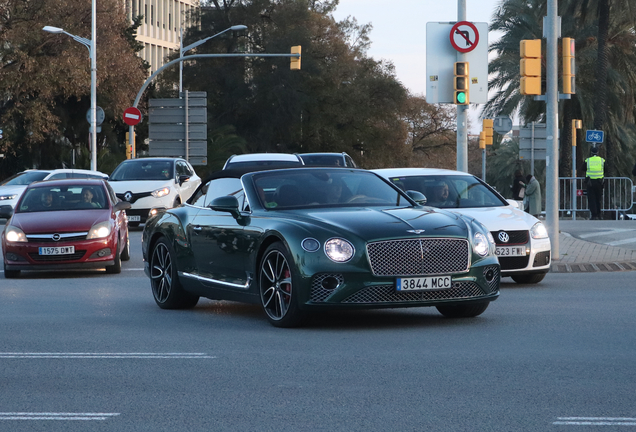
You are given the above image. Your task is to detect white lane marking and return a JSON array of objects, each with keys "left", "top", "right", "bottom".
[
  {"left": 0, "top": 412, "right": 119, "bottom": 421},
  {"left": 554, "top": 417, "right": 636, "bottom": 426},
  {"left": 607, "top": 238, "right": 636, "bottom": 246},
  {"left": 0, "top": 352, "right": 216, "bottom": 359},
  {"left": 579, "top": 228, "right": 636, "bottom": 239}
]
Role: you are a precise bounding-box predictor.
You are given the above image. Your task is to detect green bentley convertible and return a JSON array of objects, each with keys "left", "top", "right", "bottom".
[{"left": 142, "top": 167, "right": 500, "bottom": 327}]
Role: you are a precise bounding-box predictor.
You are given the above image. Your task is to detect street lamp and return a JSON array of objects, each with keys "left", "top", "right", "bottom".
[
  {"left": 179, "top": 25, "right": 247, "bottom": 93},
  {"left": 43, "top": 11, "right": 97, "bottom": 172}
]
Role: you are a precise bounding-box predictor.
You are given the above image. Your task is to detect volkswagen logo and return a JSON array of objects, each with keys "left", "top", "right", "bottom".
[
  {"left": 498, "top": 231, "right": 510, "bottom": 243},
  {"left": 124, "top": 192, "right": 133, "bottom": 202},
  {"left": 52, "top": 233, "right": 61, "bottom": 242}
]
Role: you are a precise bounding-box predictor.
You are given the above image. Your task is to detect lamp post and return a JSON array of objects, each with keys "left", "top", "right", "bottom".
[
  {"left": 43, "top": 13, "right": 97, "bottom": 171},
  {"left": 179, "top": 25, "right": 247, "bottom": 93}
]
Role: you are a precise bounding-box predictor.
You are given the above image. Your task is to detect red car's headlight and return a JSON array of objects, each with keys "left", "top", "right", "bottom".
[
  {"left": 87, "top": 221, "right": 112, "bottom": 239},
  {"left": 5, "top": 226, "right": 27, "bottom": 243}
]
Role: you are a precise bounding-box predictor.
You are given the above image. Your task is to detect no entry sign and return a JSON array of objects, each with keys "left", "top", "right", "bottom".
[
  {"left": 123, "top": 107, "right": 142, "bottom": 126},
  {"left": 449, "top": 21, "right": 480, "bottom": 53}
]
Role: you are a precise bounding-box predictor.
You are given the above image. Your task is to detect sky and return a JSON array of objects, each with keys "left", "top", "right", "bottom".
[{"left": 331, "top": 0, "right": 504, "bottom": 131}]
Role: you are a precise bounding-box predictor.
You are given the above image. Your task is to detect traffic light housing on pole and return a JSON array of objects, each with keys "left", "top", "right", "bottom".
[
  {"left": 479, "top": 132, "right": 486, "bottom": 149},
  {"left": 290, "top": 46, "right": 301, "bottom": 70},
  {"left": 125, "top": 131, "right": 135, "bottom": 159},
  {"left": 482, "top": 119, "right": 494, "bottom": 145},
  {"left": 454, "top": 62, "right": 469, "bottom": 105},
  {"left": 520, "top": 39, "right": 542, "bottom": 95},
  {"left": 562, "top": 37, "right": 575, "bottom": 94}
]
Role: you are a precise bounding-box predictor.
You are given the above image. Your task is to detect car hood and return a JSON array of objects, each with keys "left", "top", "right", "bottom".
[
  {"left": 446, "top": 206, "right": 540, "bottom": 232},
  {"left": 278, "top": 207, "right": 469, "bottom": 240},
  {"left": 0, "top": 185, "right": 27, "bottom": 196},
  {"left": 11, "top": 210, "right": 110, "bottom": 234},
  {"left": 109, "top": 180, "right": 173, "bottom": 194}
]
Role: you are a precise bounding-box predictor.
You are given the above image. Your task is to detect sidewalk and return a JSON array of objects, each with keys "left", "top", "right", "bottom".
[{"left": 551, "top": 222, "right": 636, "bottom": 273}]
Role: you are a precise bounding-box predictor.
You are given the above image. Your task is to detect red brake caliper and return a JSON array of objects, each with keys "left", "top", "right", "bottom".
[{"left": 283, "top": 269, "right": 291, "bottom": 294}]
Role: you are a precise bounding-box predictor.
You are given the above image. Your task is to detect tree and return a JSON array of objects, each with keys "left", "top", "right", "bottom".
[{"left": 0, "top": 0, "right": 147, "bottom": 176}]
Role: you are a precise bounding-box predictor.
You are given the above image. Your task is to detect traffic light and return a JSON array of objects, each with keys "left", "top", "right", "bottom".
[
  {"left": 482, "top": 118, "right": 494, "bottom": 145},
  {"left": 125, "top": 131, "right": 135, "bottom": 159},
  {"left": 454, "top": 62, "right": 469, "bottom": 105},
  {"left": 520, "top": 39, "right": 542, "bottom": 95},
  {"left": 290, "top": 45, "right": 301, "bottom": 70},
  {"left": 562, "top": 37, "right": 575, "bottom": 94},
  {"left": 479, "top": 132, "right": 486, "bottom": 149}
]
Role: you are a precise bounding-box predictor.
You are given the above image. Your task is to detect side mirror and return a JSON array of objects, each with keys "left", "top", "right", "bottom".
[
  {"left": 0, "top": 205, "right": 13, "bottom": 219},
  {"left": 114, "top": 201, "right": 132, "bottom": 212},
  {"left": 209, "top": 195, "right": 241, "bottom": 218},
  {"left": 506, "top": 199, "right": 520, "bottom": 209},
  {"left": 406, "top": 190, "right": 427, "bottom": 205},
  {"left": 178, "top": 175, "right": 190, "bottom": 185}
]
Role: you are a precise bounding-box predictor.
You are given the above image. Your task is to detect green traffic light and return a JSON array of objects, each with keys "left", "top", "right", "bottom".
[{"left": 456, "top": 92, "right": 466, "bottom": 104}]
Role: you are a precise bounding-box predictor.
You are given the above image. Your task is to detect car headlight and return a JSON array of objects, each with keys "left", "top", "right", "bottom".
[
  {"left": 324, "top": 238, "right": 355, "bottom": 262},
  {"left": 530, "top": 222, "right": 549, "bottom": 239},
  {"left": 151, "top": 187, "right": 171, "bottom": 198},
  {"left": 5, "top": 226, "right": 27, "bottom": 242},
  {"left": 473, "top": 232, "right": 490, "bottom": 257},
  {"left": 0, "top": 194, "right": 18, "bottom": 201},
  {"left": 87, "top": 221, "right": 112, "bottom": 239}
]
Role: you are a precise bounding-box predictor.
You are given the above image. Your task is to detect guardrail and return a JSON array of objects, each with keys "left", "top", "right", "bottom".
[{"left": 559, "top": 177, "right": 634, "bottom": 220}]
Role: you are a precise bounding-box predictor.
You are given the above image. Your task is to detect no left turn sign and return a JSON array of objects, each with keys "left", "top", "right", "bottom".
[{"left": 450, "top": 21, "right": 480, "bottom": 53}]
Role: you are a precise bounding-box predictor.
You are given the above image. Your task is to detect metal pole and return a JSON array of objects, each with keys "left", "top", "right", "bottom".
[
  {"left": 185, "top": 90, "right": 189, "bottom": 161},
  {"left": 482, "top": 149, "right": 486, "bottom": 182},
  {"left": 179, "top": 28, "right": 183, "bottom": 94},
  {"left": 572, "top": 120, "right": 577, "bottom": 220},
  {"left": 90, "top": 0, "right": 97, "bottom": 171},
  {"left": 545, "top": 0, "right": 560, "bottom": 258},
  {"left": 456, "top": 0, "right": 468, "bottom": 172},
  {"left": 531, "top": 122, "right": 535, "bottom": 175}
]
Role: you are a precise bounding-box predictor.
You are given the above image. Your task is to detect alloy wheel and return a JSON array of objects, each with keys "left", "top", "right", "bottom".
[
  {"left": 260, "top": 249, "right": 293, "bottom": 321},
  {"left": 151, "top": 242, "right": 172, "bottom": 304}
]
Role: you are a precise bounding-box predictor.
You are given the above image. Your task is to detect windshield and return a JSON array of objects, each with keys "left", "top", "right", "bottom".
[
  {"left": 109, "top": 160, "right": 174, "bottom": 181},
  {"left": 1, "top": 171, "right": 49, "bottom": 186},
  {"left": 387, "top": 174, "right": 508, "bottom": 209},
  {"left": 252, "top": 169, "right": 411, "bottom": 209},
  {"left": 17, "top": 185, "right": 107, "bottom": 213}
]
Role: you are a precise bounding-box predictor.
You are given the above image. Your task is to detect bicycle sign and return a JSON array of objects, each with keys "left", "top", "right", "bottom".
[{"left": 586, "top": 130, "right": 604, "bottom": 143}]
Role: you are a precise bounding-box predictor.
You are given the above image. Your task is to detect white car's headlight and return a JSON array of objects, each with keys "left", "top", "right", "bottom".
[
  {"left": 473, "top": 232, "right": 490, "bottom": 257},
  {"left": 5, "top": 226, "right": 27, "bottom": 242},
  {"left": 530, "top": 222, "right": 549, "bottom": 239},
  {"left": 324, "top": 238, "right": 355, "bottom": 262},
  {"left": 87, "top": 221, "right": 112, "bottom": 239},
  {"left": 151, "top": 187, "right": 171, "bottom": 198},
  {"left": 0, "top": 194, "right": 18, "bottom": 201}
]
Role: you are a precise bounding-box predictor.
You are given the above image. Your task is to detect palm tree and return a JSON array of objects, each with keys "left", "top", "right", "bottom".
[{"left": 484, "top": 0, "right": 636, "bottom": 179}]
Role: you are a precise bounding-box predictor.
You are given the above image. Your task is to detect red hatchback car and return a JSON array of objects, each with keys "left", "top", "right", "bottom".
[{"left": 1, "top": 179, "right": 131, "bottom": 278}]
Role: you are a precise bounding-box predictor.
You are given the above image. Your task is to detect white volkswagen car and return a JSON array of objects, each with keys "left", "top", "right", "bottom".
[
  {"left": 0, "top": 168, "right": 108, "bottom": 218},
  {"left": 108, "top": 158, "right": 201, "bottom": 226},
  {"left": 374, "top": 168, "right": 551, "bottom": 284}
]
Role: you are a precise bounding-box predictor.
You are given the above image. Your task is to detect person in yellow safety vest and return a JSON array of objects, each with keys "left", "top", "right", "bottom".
[{"left": 585, "top": 146, "right": 605, "bottom": 220}]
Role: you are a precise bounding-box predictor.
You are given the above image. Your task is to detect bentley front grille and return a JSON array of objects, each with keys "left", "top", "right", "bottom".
[
  {"left": 310, "top": 274, "right": 345, "bottom": 302},
  {"left": 366, "top": 238, "right": 469, "bottom": 276},
  {"left": 342, "top": 282, "right": 486, "bottom": 304}
]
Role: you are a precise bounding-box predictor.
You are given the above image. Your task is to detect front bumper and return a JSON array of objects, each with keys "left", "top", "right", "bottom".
[{"left": 493, "top": 233, "right": 551, "bottom": 277}]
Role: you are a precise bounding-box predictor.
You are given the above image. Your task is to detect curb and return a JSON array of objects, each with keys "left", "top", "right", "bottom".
[{"left": 551, "top": 261, "right": 636, "bottom": 273}]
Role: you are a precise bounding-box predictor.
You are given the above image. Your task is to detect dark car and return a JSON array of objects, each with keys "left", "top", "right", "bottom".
[
  {"left": 2, "top": 179, "right": 131, "bottom": 278},
  {"left": 298, "top": 152, "right": 358, "bottom": 167},
  {"left": 142, "top": 167, "right": 500, "bottom": 327}
]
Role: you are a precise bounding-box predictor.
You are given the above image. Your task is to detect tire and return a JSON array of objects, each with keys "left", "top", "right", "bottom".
[
  {"left": 511, "top": 273, "right": 546, "bottom": 284},
  {"left": 150, "top": 237, "right": 199, "bottom": 309},
  {"left": 105, "top": 241, "right": 122, "bottom": 274},
  {"left": 3, "top": 261, "right": 20, "bottom": 279},
  {"left": 436, "top": 301, "right": 489, "bottom": 318},
  {"left": 259, "top": 242, "right": 304, "bottom": 328},
  {"left": 121, "top": 236, "right": 130, "bottom": 261}
]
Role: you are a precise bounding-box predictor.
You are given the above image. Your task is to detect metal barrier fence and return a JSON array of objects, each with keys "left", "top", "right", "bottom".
[{"left": 559, "top": 177, "right": 634, "bottom": 220}]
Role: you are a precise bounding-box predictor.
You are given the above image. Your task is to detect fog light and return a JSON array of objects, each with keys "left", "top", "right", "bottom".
[
  {"left": 485, "top": 269, "right": 495, "bottom": 282},
  {"left": 90, "top": 248, "right": 111, "bottom": 259},
  {"left": 6, "top": 253, "right": 18, "bottom": 261},
  {"left": 321, "top": 276, "right": 340, "bottom": 290}
]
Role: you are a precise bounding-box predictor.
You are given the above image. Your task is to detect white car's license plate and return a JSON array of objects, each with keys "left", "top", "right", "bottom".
[
  {"left": 38, "top": 246, "right": 75, "bottom": 256},
  {"left": 396, "top": 276, "right": 452, "bottom": 291},
  {"left": 128, "top": 215, "right": 141, "bottom": 222},
  {"left": 495, "top": 246, "right": 526, "bottom": 257}
]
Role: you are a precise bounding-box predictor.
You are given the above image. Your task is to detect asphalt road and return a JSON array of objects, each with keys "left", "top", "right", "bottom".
[{"left": 1, "top": 230, "right": 636, "bottom": 431}]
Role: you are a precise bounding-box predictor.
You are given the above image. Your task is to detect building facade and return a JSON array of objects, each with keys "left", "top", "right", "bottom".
[{"left": 125, "top": 0, "right": 199, "bottom": 74}]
